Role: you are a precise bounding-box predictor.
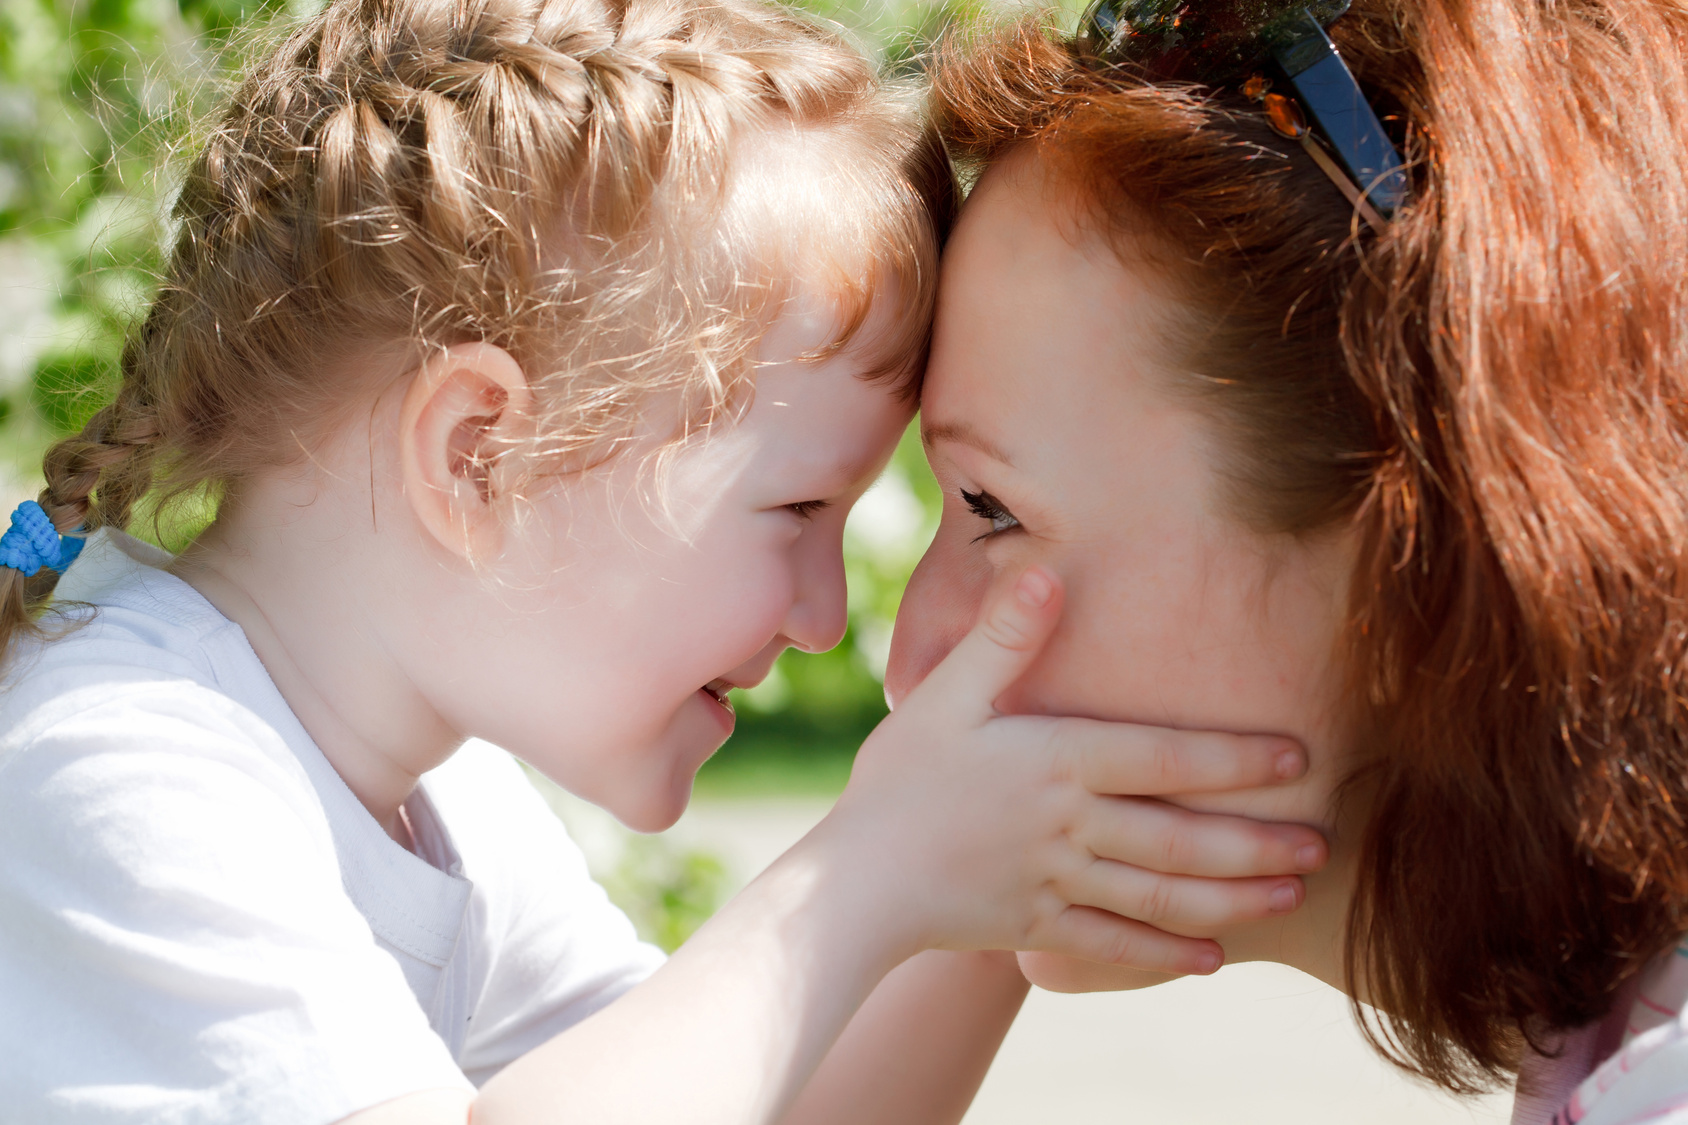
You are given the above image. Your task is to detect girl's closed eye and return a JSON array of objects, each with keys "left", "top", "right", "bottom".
[
  {"left": 787, "top": 499, "right": 832, "bottom": 520},
  {"left": 960, "top": 488, "right": 1019, "bottom": 540}
]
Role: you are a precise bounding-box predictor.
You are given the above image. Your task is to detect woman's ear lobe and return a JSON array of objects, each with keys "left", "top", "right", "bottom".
[{"left": 399, "top": 342, "right": 534, "bottom": 561}]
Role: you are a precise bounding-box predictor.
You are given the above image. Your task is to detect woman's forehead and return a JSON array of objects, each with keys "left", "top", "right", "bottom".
[{"left": 929, "top": 175, "right": 1191, "bottom": 449}]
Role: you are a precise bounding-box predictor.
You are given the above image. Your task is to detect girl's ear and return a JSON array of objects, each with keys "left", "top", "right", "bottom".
[{"left": 399, "top": 342, "right": 534, "bottom": 561}]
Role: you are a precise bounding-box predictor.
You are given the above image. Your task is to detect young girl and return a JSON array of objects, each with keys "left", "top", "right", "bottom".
[{"left": 0, "top": 0, "right": 1330, "bottom": 1121}]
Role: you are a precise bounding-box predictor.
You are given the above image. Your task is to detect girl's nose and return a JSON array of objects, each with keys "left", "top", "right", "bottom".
[{"left": 782, "top": 538, "right": 849, "bottom": 655}]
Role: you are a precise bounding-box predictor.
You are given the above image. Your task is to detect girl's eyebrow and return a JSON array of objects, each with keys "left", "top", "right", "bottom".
[{"left": 921, "top": 420, "right": 1015, "bottom": 466}]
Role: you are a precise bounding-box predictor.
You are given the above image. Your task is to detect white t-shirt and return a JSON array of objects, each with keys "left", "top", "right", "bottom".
[{"left": 0, "top": 530, "right": 666, "bottom": 1124}]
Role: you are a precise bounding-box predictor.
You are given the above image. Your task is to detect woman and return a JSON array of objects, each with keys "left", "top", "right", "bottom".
[{"left": 885, "top": 0, "right": 1688, "bottom": 1120}]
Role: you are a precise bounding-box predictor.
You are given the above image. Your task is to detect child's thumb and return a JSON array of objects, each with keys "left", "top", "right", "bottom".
[{"left": 916, "top": 566, "right": 1063, "bottom": 721}]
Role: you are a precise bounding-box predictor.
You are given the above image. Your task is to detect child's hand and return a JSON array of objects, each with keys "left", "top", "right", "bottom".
[{"left": 818, "top": 565, "right": 1325, "bottom": 977}]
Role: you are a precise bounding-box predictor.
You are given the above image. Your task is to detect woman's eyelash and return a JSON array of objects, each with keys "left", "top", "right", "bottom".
[
  {"left": 787, "top": 499, "right": 831, "bottom": 520},
  {"left": 960, "top": 488, "right": 1020, "bottom": 540}
]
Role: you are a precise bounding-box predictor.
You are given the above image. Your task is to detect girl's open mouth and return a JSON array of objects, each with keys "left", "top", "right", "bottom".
[{"left": 702, "top": 680, "right": 734, "bottom": 713}]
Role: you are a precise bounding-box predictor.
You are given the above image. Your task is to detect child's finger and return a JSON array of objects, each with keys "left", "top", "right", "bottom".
[
  {"left": 1027, "top": 715, "right": 1306, "bottom": 795},
  {"left": 1079, "top": 797, "right": 1328, "bottom": 878},
  {"left": 1039, "top": 906, "right": 1225, "bottom": 976},
  {"left": 1062, "top": 860, "right": 1305, "bottom": 932},
  {"left": 911, "top": 566, "right": 1063, "bottom": 722},
  {"left": 1017, "top": 950, "right": 1180, "bottom": 994}
]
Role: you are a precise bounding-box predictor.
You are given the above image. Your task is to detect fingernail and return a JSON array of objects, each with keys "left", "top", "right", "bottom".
[
  {"left": 1274, "top": 748, "right": 1306, "bottom": 780},
  {"left": 1016, "top": 568, "right": 1054, "bottom": 608},
  {"left": 1196, "top": 949, "right": 1222, "bottom": 975},
  {"left": 1296, "top": 844, "right": 1324, "bottom": 872},
  {"left": 1269, "top": 883, "right": 1300, "bottom": 913}
]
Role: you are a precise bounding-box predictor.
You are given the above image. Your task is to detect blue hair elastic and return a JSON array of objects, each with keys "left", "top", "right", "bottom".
[{"left": 0, "top": 501, "right": 84, "bottom": 577}]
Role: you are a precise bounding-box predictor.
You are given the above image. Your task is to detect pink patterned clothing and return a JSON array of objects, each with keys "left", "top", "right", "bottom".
[{"left": 1512, "top": 937, "right": 1688, "bottom": 1125}]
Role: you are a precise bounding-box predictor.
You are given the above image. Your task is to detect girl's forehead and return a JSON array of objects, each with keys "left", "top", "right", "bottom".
[{"left": 720, "top": 123, "right": 945, "bottom": 392}]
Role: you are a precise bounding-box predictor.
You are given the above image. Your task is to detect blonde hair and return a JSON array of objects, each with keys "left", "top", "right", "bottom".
[{"left": 4, "top": 0, "right": 953, "bottom": 652}]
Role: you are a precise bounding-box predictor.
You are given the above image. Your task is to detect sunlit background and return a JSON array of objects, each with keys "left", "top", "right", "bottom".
[{"left": 0, "top": 3, "right": 1518, "bottom": 1119}]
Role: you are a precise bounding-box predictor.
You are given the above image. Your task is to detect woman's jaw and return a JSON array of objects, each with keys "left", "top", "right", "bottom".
[{"left": 886, "top": 156, "right": 1363, "bottom": 992}]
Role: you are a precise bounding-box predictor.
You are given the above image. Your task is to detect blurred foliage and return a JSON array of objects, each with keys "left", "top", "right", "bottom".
[
  {"left": 599, "top": 835, "right": 730, "bottom": 952},
  {"left": 0, "top": 0, "right": 283, "bottom": 481}
]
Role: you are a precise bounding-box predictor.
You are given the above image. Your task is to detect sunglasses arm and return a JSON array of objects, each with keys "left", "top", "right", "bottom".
[{"left": 1274, "top": 14, "right": 1409, "bottom": 216}]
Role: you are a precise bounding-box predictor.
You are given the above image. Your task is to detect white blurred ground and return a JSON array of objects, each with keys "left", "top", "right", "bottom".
[{"left": 655, "top": 796, "right": 1517, "bottom": 1125}]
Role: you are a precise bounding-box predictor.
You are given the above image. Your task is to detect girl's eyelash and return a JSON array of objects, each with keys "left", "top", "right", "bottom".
[
  {"left": 787, "top": 499, "right": 831, "bottom": 520},
  {"left": 960, "top": 488, "right": 1020, "bottom": 541}
]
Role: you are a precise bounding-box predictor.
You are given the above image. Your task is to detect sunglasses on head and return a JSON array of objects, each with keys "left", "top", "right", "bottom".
[{"left": 1078, "top": 0, "right": 1409, "bottom": 233}]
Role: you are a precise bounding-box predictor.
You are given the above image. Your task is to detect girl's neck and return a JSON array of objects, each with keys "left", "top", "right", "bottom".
[{"left": 172, "top": 477, "right": 460, "bottom": 845}]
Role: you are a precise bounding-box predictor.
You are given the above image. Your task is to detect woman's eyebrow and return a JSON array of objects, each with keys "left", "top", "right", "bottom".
[{"left": 921, "top": 420, "right": 1015, "bottom": 466}]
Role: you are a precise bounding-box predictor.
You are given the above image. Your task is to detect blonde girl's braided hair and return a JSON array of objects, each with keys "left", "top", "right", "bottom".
[{"left": 1, "top": 0, "right": 954, "bottom": 658}]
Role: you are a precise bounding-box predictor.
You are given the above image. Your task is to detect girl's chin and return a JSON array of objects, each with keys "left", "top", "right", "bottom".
[
  {"left": 605, "top": 701, "right": 732, "bottom": 832},
  {"left": 611, "top": 788, "right": 693, "bottom": 833}
]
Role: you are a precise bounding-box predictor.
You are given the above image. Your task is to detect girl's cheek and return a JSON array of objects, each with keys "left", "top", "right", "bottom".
[{"left": 715, "top": 561, "right": 798, "bottom": 650}]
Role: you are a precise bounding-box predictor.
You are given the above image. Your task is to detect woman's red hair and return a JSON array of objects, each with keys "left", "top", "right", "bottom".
[{"left": 934, "top": 0, "right": 1688, "bottom": 1092}]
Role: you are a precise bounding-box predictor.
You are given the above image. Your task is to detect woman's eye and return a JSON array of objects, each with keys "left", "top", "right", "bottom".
[
  {"left": 787, "top": 499, "right": 831, "bottom": 520},
  {"left": 960, "top": 488, "right": 1020, "bottom": 540}
]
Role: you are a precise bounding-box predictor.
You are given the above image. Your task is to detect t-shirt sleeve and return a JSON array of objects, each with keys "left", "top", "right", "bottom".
[
  {"left": 0, "top": 680, "right": 474, "bottom": 1125},
  {"left": 422, "top": 740, "right": 666, "bottom": 1086}
]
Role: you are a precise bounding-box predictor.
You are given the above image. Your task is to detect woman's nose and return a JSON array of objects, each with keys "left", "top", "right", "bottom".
[{"left": 883, "top": 541, "right": 983, "bottom": 709}]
